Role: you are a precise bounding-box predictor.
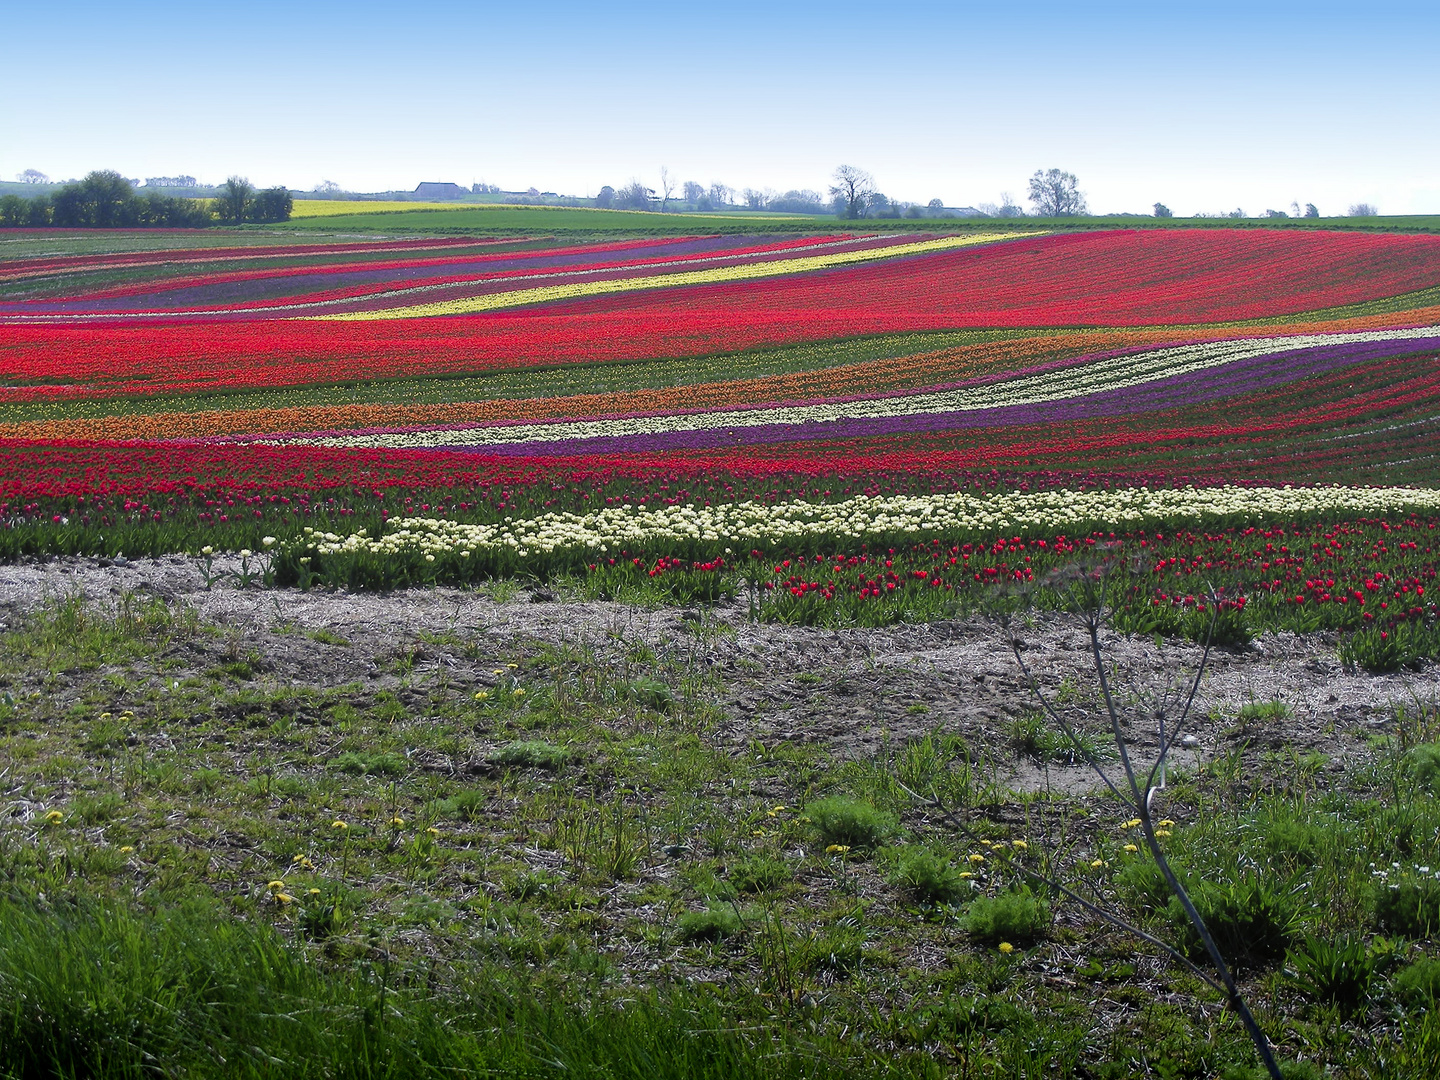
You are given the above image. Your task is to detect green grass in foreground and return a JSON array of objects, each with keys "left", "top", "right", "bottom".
[
  {"left": 2, "top": 593, "right": 1440, "bottom": 1076},
  {"left": 0, "top": 896, "right": 902, "bottom": 1080}
]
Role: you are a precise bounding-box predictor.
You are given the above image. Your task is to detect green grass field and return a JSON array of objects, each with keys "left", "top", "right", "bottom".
[
  {"left": 3, "top": 586, "right": 1440, "bottom": 1078},
  {"left": 274, "top": 203, "right": 1440, "bottom": 236}
]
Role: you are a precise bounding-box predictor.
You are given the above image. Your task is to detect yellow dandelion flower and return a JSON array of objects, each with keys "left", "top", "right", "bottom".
[
  {"left": 1123, "top": 844, "right": 1139, "bottom": 853},
  {"left": 474, "top": 691, "right": 489, "bottom": 701},
  {"left": 1157, "top": 819, "right": 1176, "bottom": 828},
  {"left": 1012, "top": 840, "right": 1028, "bottom": 850},
  {"left": 390, "top": 817, "right": 405, "bottom": 828},
  {"left": 1122, "top": 818, "right": 1142, "bottom": 829},
  {"left": 512, "top": 688, "right": 526, "bottom": 697},
  {"left": 267, "top": 879, "right": 286, "bottom": 892},
  {"left": 427, "top": 827, "right": 440, "bottom": 838},
  {"left": 332, "top": 820, "right": 348, "bottom": 831},
  {"left": 119, "top": 845, "right": 134, "bottom": 854},
  {"left": 958, "top": 871, "right": 975, "bottom": 879},
  {"left": 44, "top": 810, "right": 64, "bottom": 824},
  {"left": 307, "top": 888, "right": 321, "bottom": 897},
  {"left": 507, "top": 663, "right": 519, "bottom": 670},
  {"left": 825, "top": 844, "right": 851, "bottom": 855},
  {"left": 1154, "top": 829, "right": 1172, "bottom": 838},
  {"left": 1090, "top": 859, "right": 1107, "bottom": 869},
  {"left": 998, "top": 942, "right": 1014, "bottom": 954},
  {"left": 968, "top": 853, "right": 986, "bottom": 864},
  {"left": 274, "top": 893, "right": 295, "bottom": 905}
]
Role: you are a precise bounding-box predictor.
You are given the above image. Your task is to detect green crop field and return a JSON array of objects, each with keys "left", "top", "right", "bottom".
[{"left": 273, "top": 203, "right": 1440, "bottom": 236}]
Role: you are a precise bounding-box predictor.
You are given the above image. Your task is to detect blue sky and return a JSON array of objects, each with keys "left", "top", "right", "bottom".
[{"left": 5, "top": 1, "right": 1438, "bottom": 215}]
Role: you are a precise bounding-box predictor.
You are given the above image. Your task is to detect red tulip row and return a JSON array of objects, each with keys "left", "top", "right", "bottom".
[{"left": 4, "top": 229, "right": 1436, "bottom": 401}]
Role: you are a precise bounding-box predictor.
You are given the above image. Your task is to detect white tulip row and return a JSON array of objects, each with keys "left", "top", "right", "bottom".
[
  {"left": 289, "top": 484, "right": 1440, "bottom": 563},
  {"left": 259, "top": 325, "right": 1439, "bottom": 451}
]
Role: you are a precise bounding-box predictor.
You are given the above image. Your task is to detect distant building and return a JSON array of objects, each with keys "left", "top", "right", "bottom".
[{"left": 413, "top": 182, "right": 467, "bottom": 199}]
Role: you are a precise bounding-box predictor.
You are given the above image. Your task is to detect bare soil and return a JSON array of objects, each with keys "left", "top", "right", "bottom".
[{"left": 2, "top": 554, "right": 1432, "bottom": 792}]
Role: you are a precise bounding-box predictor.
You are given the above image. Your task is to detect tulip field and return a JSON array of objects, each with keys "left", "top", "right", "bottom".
[{"left": 3, "top": 224, "right": 1440, "bottom": 648}]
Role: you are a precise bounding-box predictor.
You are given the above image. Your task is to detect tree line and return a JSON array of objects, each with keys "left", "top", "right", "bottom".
[{"left": 0, "top": 172, "right": 291, "bottom": 228}]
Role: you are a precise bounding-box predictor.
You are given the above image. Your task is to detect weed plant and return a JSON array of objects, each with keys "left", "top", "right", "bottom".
[
  {"left": 803, "top": 796, "right": 899, "bottom": 852},
  {"left": 962, "top": 889, "right": 1052, "bottom": 943}
]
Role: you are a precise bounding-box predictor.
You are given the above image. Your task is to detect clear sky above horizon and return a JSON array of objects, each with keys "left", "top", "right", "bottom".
[{"left": 5, "top": 0, "right": 1438, "bottom": 216}]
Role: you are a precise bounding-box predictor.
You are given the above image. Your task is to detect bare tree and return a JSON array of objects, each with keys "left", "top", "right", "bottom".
[
  {"left": 978, "top": 192, "right": 1025, "bottom": 218},
  {"left": 1348, "top": 202, "right": 1378, "bottom": 217},
  {"left": 1027, "top": 168, "right": 1086, "bottom": 216},
  {"left": 707, "top": 182, "right": 733, "bottom": 207},
  {"left": 742, "top": 187, "right": 769, "bottom": 210},
  {"left": 616, "top": 180, "right": 653, "bottom": 210},
  {"left": 902, "top": 561, "right": 1284, "bottom": 1080},
  {"left": 682, "top": 180, "right": 705, "bottom": 205},
  {"left": 317, "top": 179, "right": 341, "bottom": 194},
  {"left": 829, "top": 164, "right": 874, "bottom": 220},
  {"left": 658, "top": 166, "right": 676, "bottom": 212},
  {"left": 17, "top": 169, "right": 49, "bottom": 185}
]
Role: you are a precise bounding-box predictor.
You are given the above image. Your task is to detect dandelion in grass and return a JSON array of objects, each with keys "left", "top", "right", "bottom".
[
  {"left": 999, "top": 942, "right": 1015, "bottom": 954},
  {"left": 1124, "top": 844, "right": 1139, "bottom": 853},
  {"left": 332, "top": 820, "right": 348, "bottom": 831},
  {"left": 391, "top": 817, "right": 405, "bottom": 828},
  {"left": 44, "top": 810, "right": 63, "bottom": 825},
  {"left": 1012, "top": 840, "right": 1028, "bottom": 851},
  {"left": 1090, "top": 859, "right": 1107, "bottom": 869},
  {"left": 119, "top": 845, "right": 134, "bottom": 854},
  {"left": 826, "top": 844, "right": 851, "bottom": 855},
  {"left": 969, "top": 853, "right": 986, "bottom": 864}
]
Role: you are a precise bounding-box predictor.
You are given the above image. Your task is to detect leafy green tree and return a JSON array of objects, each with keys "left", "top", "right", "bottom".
[
  {"left": 140, "top": 193, "right": 213, "bottom": 227},
  {"left": 50, "top": 171, "right": 137, "bottom": 227},
  {"left": 250, "top": 187, "right": 293, "bottom": 223},
  {"left": 216, "top": 176, "right": 255, "bottom": 224},
  {"left": 1304, "top": 203, "right": 1320, "bottom": 218},
  {"left": 1153, "top": 202, "right": 1173, "bottom": 218},
  {"left": 0, "top": 196, "right": 28, "bottom": 227}
]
